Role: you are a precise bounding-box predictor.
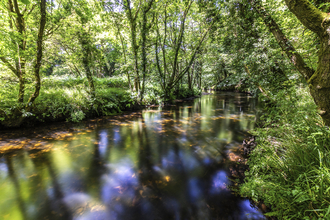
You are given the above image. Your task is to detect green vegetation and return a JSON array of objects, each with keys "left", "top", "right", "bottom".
[
  {"left": 0, "top": 74, "right": 201, "bottom": 127},
  {"left": 1, "top": 0, "right": 330, "bottom": 218},
  {"left": 0, "top": 75, "right": 134, "bottom": 125},
  {"left": 240, "top": 85, "right": 330, "bottom": 219}
]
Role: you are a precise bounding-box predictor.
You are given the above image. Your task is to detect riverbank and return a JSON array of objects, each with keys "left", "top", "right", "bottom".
[
  {"left": 238, "top": 86, "right": 330, "bottom": 219},
  {"left": 0, "top": 76, "right": 201, "bottom": 129}
]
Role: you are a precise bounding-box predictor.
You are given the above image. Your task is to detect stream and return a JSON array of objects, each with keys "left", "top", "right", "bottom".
[{"left": 0, "top": 91, "right": 266, "bottom": 220}]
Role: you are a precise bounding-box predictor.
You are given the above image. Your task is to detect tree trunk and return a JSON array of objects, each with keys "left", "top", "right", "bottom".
[
  {"left": 124, "top": 0, "right": 140, "bottom": 93},
  {"left": 26, "top": 0, "right": 47, "bottom": 107},
  {"left": 252, "top": 0, "right": 330, "bottom": 125},
  {"left": 251, "top": 0, "right": 314, "bottom": 81},
  {"left": 79, "top": 29, "right": 95, "bottom": 96},
  {"left": 12, "top": 0, "right": 27, "bottom": 103},
  {"left": 283, "top": 0, "right": 330, "bottom": 125},
  {"left": 140, "top": 0, "right": 154, "bottom": 102}
]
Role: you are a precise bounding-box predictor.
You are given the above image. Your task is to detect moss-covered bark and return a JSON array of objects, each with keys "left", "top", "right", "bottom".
[
  {"left": 78, "top": 28, "right": 95, "bottom": 96},
  {"left": 309, "top": 34, "right": 330, "bottom": 125},
  {"left": 252, "top": 0, "right": 330, "bottom": 126},
  {"left": 140, "top": 0, "right": 154, "bottom": 102},
  {"left": 11, "top": 0, "right": 27, "bottom": 103},
  {"left": 124, "top": 0, "right": 140, "bottom": 93},
  {"left": 251, "top": 0, "right": 314, "bottom": 81},
  {"left": 26, "top": 0, "right": 46, "bottom": 107},
  {"left": 284, "top": 0, "right": 330, "bottom": 126}
]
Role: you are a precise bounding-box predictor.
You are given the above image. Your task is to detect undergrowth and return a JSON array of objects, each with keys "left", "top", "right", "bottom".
[
  {"left": 0, "top": 75, "right": 200, "bottom": 126},
  {"left": 0, "top": 75, "right": 134, "bottom": 124},
  {"left": 240, "top": 84, "right": 330, "bottom": 219}
]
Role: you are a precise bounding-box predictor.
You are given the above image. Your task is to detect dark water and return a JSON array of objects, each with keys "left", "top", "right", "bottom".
[{"left": 0, "top": 92, "right": 265, "bottom": 220}]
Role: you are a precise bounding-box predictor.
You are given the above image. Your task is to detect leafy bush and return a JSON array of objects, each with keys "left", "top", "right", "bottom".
[
  {"left": 175, "top": 84, "right": 201, "bottom": 99},
  {"left": 0, "top": 75, "right": 135, "bottom": 125},
  {"left": 0, "top": 75, "right": 202, "bottom": 125}
]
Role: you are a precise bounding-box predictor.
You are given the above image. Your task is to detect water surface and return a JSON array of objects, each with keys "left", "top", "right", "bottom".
[{"left": 0, "top": 92, "right": 265, "bottom": 220}]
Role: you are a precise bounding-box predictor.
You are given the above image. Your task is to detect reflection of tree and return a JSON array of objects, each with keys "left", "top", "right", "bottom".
[
  {"left": 138, "top": 119, "right": 154, "bottom": 183},
  {"left": 5, "top": 155, "right": 27, "bottom": 220},
  {"left": 136, "top": 117, "right": 165, "bottom": 217},
  {"left": 4, "top": 150, "right": 72, "bottom": 220},
  {"left": 1, "top": 93, "right": 262, "bottom": 220},
  {"left": 28, "top": 153, "right": 53, "bottom": 220},
  {"left": 153, "top": 108, "right": 198, "bottom": 219},
  {"left": 85, "top": 129, "right": 108, "bottom": 199},
  {"left": 30, "top": 151, "right": 72, "bottom": 220}
]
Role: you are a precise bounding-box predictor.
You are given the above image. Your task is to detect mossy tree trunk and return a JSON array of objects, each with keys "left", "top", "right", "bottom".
[
  {"left": 11, "top": 0, "right": 27, "bottom": 103},
  {"left": 1, "top": 0, "right": 45, "bottom": 107},
  {"left": 252, "top": 0, "right": 330, "bottom": 126},
  {"left": 140, "top": 0, "right": 154, "bottom": 102},
  {"left": 76, "top": 10, "right": 95, "bottom": 97},
  {"left": 284, "top": 0, "right": 330, "bottom": 125},
  {"left": 26, "top": 0, "right": 46, "bottom": 108},
  {"left": 79, "top": 29, "right": 95, "bottom": 97},
  {"left": 113, "top": 18, "right": 133, "bottom": 91},
  {"left": 124, "top": 0, "right": 140, "bottom": 94}
]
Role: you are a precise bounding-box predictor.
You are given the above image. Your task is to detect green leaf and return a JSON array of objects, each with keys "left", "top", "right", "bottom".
[
  {"left": 18, "top": 0, "right": 30, "bottom": 5},
  {"left": 264, "top": 211, "right": 278, "bottom": 217}
]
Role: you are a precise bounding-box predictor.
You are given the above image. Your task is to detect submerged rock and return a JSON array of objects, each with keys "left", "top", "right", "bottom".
[{"left": 243, "top": 136, "right": 257, "bottom": 155}]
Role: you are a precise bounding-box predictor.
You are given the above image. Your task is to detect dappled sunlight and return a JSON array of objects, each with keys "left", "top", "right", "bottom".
[{"left": 0, "top": 92, "right": 264, "bottom": 219}]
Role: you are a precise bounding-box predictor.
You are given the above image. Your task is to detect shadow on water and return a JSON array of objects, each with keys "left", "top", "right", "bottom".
[{"left": 0, "top": 92, "right": 265, "bottom": 220}]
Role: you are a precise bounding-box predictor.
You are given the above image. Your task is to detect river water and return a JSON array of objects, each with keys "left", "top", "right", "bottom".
[{"left": 0, "top": 91, "right": 265, "bottom": 220}]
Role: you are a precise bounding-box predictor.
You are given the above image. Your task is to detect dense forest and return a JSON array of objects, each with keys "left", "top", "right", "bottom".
[{"left": 1, "top": 0, "right": 330, "bottom": 219}]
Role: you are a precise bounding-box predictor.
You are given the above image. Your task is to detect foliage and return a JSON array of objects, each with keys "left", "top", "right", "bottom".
[
  {"left": 175, "top": 84, "right": 201, "bottom": 99},
  {"left": 240, "top": 85, "right": 330, "bottom": 219},
  {"left": 0, "top": 73, "right": 200, "bottom": 125},
  {"left": 0, "top": 0, "right": 330, "bottom": 218},
  {"left": 0, "top": 75, "right": 134, "bottom": 124}
]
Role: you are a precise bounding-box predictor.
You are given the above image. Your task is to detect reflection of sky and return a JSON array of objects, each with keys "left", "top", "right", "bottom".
[
  {"left": 210, "top": 170, "right": 229, "bottom": 194},
  {"left": 102, "top": 158, "right": 137, "bottom": 205},
  {"left": 181, "top": 152, "right": 199, "bottom": 172},
  {"left": 188, "top": 178, "right": 202, "bottom": 203},
  {"left": 0, "top": 92, "right": 266, "bottom": 220},
  {"left": 160, "top": 149, "right": 200, "bottom": 172},
  {"left": 239, "top": 200, "right": 267, "bottom": 220},
  {"left": 99, "top": 131, "right": 108, "bottom": 156},
  {"left": 161, "top": 150, "right": 176, "bottom": 168},
  {"left": 0, "top": 162, "right": 8, "bottom": 176},
  {"left": 179, "top": 134, "right": 187, "bottom": 143}
]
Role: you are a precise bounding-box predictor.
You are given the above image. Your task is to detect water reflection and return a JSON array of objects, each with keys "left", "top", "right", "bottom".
[{"left": 0, "top": 92, "right": 265, "bottom": 220}]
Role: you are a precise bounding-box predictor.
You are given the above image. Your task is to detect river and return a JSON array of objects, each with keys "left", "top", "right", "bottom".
[{"left": 0, "top": 91, "right": 265, "bottom": 220}]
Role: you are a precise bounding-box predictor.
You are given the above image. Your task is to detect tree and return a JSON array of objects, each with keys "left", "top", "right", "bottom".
[
  {"left": 284, "top": 0, "right": 330, "bottom": 126},
  {"left": 0, "top": 0, "right": 46, "bottom": 107},
  {"left": 74, "top": 0, "right": 98, "bottom": 96},
  {"left": 250, "top": 0, "right": 330, "bottom": 125},
  {"left": 154, "top": 0, "right": 217, "bottom": 99}
]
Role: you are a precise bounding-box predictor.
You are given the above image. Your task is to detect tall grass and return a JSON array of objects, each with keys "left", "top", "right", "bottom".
[{"left": 240, "top": 85, "right": 330, "bottom": 219}]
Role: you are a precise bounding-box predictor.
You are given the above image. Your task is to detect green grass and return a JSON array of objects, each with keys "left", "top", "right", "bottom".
[{"left": 240, "top": 85, "right": 330, "bottom": 219}]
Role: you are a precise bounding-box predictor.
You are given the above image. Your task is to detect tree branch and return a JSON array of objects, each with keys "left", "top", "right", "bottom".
[
  {"left": 0, "top": 57, "right": 19, "bottom": 77},
  {"left": 284, "top": 0, "right": 327, "bottom": 36},
  {"left": 251, "top": 0, "right": 315, "bottom": 80}
]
